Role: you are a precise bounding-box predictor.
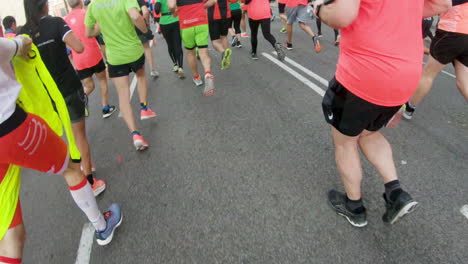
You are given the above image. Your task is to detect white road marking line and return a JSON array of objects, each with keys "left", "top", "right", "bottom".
[
  {"left": 118, "top": 76, "right": 138, "bottom": 117},
  {"left": 272, "top": 52, "right": 329, "bottom": 87},
  {"left": 75, "top": 223, "right": 94, "bottom": 264},
  {"left": 262, "top": 52, "right": 325, "bottom": 97},
  {"left": 461, "top": 205, "right": 468, "bottom": 220}
]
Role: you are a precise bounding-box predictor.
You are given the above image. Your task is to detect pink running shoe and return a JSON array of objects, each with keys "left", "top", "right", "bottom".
[
  {"left": 141, "top": 108, "right": 157, "bottom": 120},
  {"left": 133, "top": 134, "right": 149, "bottom": 151},
  {"left": 92, "top": 178, "right": 106, "bottom": 197}
]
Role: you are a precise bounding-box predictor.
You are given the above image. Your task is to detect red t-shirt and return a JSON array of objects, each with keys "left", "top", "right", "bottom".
[
  {"left": 285, "top": 0, "right": 307, "bottom": 8},
  {"left": 208, "top": 0, "right": 236, "bottom": 20},
  {"left": 177, "top": 0, "right": 209, "bottom": 29},
  {"left": 64, "top": 9, "right": 103, "bottom": 70},
  {"left": 335, "top": 0, "right": 424, "bottom": 107},
  {"left": 245, "top": 0, "right": 271, "bottom": 20}
]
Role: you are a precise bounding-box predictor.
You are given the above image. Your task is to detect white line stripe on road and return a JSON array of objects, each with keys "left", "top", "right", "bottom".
[
  {"left": 118, "top": 76, "right": 138, "bottom": 117},
  {"left": 272, "top": 52, "right": 329, "bottom": 87},
  {"left": 75, "top": 223, "right": 94, "bottom": 264},
  {"left": 461, "top": 205, "right": 468, "bottom": 220},
  {"left": 262, "top": 53, "right": 325, "bottom": 97}
]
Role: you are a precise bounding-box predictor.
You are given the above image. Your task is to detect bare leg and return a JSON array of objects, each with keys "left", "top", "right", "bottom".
[
  {"left": 287, "top": 24, "right": 293, "bottom": 43},
  {"left": 186, "top": 49, "right": 199, "bottom": 77},
  {"left": 111, "top": 76, "right": 138, "bottom": 132},
  {"left": 82, "top": 77, "right": 95, "bottom": 96},
  {"left": 409, "top": 55, "right": 445, "bottom": 106},
  {"left": 454, "top": 60, "right": 468, "bottom": 101},
  {"left": 135, "top": 67, "right": 148, "bottom": 104},
  {"left": 198, "top": 48, "right": 212, "bottom": 73},
  {"left": 220, "top": 35, "right": 228, "bottom": 50},
  {"left": 95, "top": 70, "right": 109, "bottom": 107},
  {"left": 241, "top": 11, "right": 247, "bottom": 33},
  {"left": 280, "top": 13, "right": 287, "bottom": 29},
  {"left": 0, "top": 224, "right": 25, "bottom": 260},
  {"left": 211, "top": 39, "right": 225, "bottom": 53},
  {"left": 143, "top": 42, "right": 155, "bottom": 72},
  {"left": 299, "top": 22, "right": 315, "bottom": 38},
  {"left": 72, "top": 120, "right": 92, "bottom": 177},
  {"left": 331, "top": 127, "right": 363, "bottom": 200},
  {"left": 358, "top": 130, "right": 398, "bottom": 184}
]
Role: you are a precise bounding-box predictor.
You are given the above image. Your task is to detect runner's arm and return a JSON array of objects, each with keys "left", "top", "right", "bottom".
[
  {"left": 314, "top": 0, "right": 360, "bottom": 29},
  {"left": 141, "top": 3, "right": 151, "bottom": 22},
  {"left": 423, "top": 0, "right": 452, "bottom": 17},
  {"left": 0, "top": 36, "right": 31, "bottom": 62},
  {"left": 129, "top": 7, "right": 149, "bottom": 33},
  {"left": 85, "top": 25, "right": 101, "bottom": 38},
  {"left": 63, "top": 32, "right": 84, "bottom": 54}
]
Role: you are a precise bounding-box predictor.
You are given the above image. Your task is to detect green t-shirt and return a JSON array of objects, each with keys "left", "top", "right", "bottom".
[
  {"left": 156, "top": 0, "right": 179, "bottom": 25},
  {"left": 85, "top": 0, "right": 144, "bottom": 65},
  {"left": 230, "top": 2, "right": 241, "bottom": 10}
]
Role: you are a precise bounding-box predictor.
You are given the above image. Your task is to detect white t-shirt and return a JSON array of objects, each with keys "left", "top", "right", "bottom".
[{"left": 0, "top": 37, "right": 23, "bottom": 124}]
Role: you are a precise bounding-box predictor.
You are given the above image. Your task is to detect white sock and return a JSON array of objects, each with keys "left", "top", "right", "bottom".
[{"left": 69, "top": 178, "right": 106, "bottom": 231}]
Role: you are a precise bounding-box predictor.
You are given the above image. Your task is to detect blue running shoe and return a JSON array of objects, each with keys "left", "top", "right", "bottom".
[{"left": 95, "top": 203, "right": 123, "bottom": 246}]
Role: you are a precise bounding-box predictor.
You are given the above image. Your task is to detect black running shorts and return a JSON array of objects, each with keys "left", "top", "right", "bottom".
[
  {"left": 77, "top": 59, "right": 106, "bottom": 80},
  {"left": 64, "top": 87, "right": 86, "bottom": 123},
  {"left": 278, "top": 3, "right": 286, "bottom": 14},
  {"left": 107, "top": 55, "right": 145, "bottom": 78},
  {"left": 430, "top": 29, "right": 468, "bottom": 67},
  {"left": 322, "top": 77, "right": 401, "bottom": 137},
  {"left": 209, "top": 19, "right": 231, "bottom": 41}
]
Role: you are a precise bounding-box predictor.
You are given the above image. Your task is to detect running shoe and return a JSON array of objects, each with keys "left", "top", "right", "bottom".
[
  {"left": 335, "top": 35, "right": 341, "bottom": 46},
  {"left": 251, "top": 52, "right": 258, "bottom": 60},
  {"left": 284, "top": 42, "right": 293, "bottom": 50},
  {"left": 241, "top": 32, "right": 249, "bottom": 38},
  {"left": 193, "top": 76, "right": 203, "bottom": 86},
  {"left": 328, "top": 189, "right": 368, "bottom": 228},
  {"left": 231, "top": 36, "right": 238, "bottom": 47},
  {"left": 92, "top": 178, "right": 106, "bottom": 197},
  {"left": 221, "top": 48, "right": 232, "bottom": 70},
  {"left": 102, "top": 105, "right": 116, "bottom": 119},
  {"left": 280, "top": 28, "right": 287, "bottom": 34},
  {"left": 403, "top": 102, "right": 415, "bottom": 120},
  {"left": 140, "top": 107, "right": 157, "bottom": 120},
  {"left": 203, "top": 73, "right": 215, "bottom": 96},
  {"left": 271, "top": 14, "right": 276, "bottom": 22},
  {"left": 317, "top": 32, "right": 323, "bottom": 38},
  {"left": 177, "top": 68, "right": 185, "bottom": 79},
  {"left": 132, "top": 134, "right": 149, "bottom": 151},
  {"left": 382, "top": 190, "right": 418, "bottom": 224},
  {"left": 173, "top": 64, "right": 179, "bottom": 72},
  {"left": 236, "top": 41, "right": 242, "bottom": 48},
  {"left": 95, "top": 203, "right": 123, "bottom": 246},
  {"left": 150, "top": 70, "right": 160, "bottom": 79},
  {"left": 274, "top": 43, "right": 286, "bottom": 61},
  {"left": 312, "top": 36, "right": 322, "bottom": 53}
]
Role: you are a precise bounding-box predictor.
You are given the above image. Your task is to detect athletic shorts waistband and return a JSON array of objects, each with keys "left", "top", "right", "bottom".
[{"left": 0, "top": 105, "right": 27, "bottom": 138}]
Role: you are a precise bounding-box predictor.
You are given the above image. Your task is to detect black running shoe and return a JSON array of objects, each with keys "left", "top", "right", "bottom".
[
  {"left": 328, "top": 189, "right": 367, "bottom": 227},
  {"left": 251, "top": 52, "right": 258, "bottom": 60},
  {"left": 403, "top": 102, "right": 415, "bottom": 120},
  {"left": 284, "top": 42, "right": 293, "bottom": 50},
  {"left": 382, "top": 190, "right": 418, "bottom": 224},
  {"left": 102, "top": 105, "right": 117, "bottom": 119}
]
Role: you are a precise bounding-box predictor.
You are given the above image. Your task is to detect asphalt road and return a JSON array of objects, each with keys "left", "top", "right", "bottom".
[{"left": 18, "top": 8, "right": 467, "bottom": 264}]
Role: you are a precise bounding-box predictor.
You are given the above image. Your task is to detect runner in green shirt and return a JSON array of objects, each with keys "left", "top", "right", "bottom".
[
  {"left": 85, "top": 0, "right": 157, "bottom": 151},
  {"left": 228, "top": 0, "right": 242, "bottom": 48},
  {"left": 155, "top": 0, "right": 185, "bottom": 79}
]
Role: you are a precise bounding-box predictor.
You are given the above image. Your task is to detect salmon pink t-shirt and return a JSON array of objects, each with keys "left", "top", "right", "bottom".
[
  {"left": 438, "top": 3, "right": 468, "bottom": 34},
  {"left": 336, "top": 0, "right": 424, "bottom": 107},
  {"left": 246, "top": 0, "right": 271, "bottom": 20},
  {"left": 285, "top": 0, "right": 307, "bottom": 8},
  {"left": 65, "top": 9, "right": 103, "bottom": 71}
]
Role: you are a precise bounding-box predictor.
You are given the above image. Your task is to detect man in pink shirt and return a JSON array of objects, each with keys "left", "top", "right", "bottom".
[
  {"left": 284, "top": 0, "right": 321, "bottom": 52},
  {"left": 404, "top": 0, "right": 468, "bottom": 119},
  {"left": 315, "top": 0, "right": 451, "bottom": 227},
  {"left": 65, "top": 0, "right": 116, "bottom": 119}
]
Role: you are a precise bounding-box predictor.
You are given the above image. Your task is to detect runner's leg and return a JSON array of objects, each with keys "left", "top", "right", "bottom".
[
  {"left": 136, "top": 67, "right": 149, "bottom": 107},
  {"left": 143, "top": 42, "right": 156, "bottom": 73},
  {"left": 454, "top": 60, "right": 468, "bottom": 100},
  {"left": 82, "top": 77, "right": 95, "bottom": 96},
  {"left": 95, "top": 70, "right": 109, "bottom": 108},
  {"left": 409, "top": 55, "right": 445, "bottom": 106},
  {"left": 186, "top": 49, "right": 199, "bottom": 77},
  {"left": 249, "top": 18, "right": 260, "bottom": 54},
  {"left": 259, "top": 19, "right": 276, "bottom": 47},
  {"left": 72, "top": 120, "right": 93, "bottom": 184},
  {"left": 112, "top": 76, "right": 138, "bottom": 132},
  {"left": 198, "top": 48, "right": 211, "bottom": 74}
]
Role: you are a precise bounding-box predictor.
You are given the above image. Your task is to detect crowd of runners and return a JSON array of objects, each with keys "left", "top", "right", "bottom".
[{"left": 0, "top": 0, "right": 467, "bottom": 262}]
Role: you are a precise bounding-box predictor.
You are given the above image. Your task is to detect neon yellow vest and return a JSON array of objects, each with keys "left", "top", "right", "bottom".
[{"left": 0, "top": 42, "right": 81, "bottom": 239}]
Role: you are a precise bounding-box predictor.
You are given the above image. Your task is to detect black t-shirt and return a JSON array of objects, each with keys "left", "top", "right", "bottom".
[{"left": 22, "top": 16, "right": 81, "bottom": 97}]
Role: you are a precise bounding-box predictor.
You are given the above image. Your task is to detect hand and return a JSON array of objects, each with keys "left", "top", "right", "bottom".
[
  {"left": 144, "top": 29, "right": 154, "bottom": 40},
  {"left": 16, "top": 35, "right": 33, "bottom": 59}
]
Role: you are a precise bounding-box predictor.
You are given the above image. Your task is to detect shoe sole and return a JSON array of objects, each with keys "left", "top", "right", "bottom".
[
  {"left": 178, "top": 71, "right": 186, "bottom": 79},
  {"left": 203, "top": 87, "right": 215, "bottom": 96},
  {"left": 193, "top": 80, "right": 203, "bottom": 87},
  {"left": 222, "top": 49, "right": 232, "bottom": 70},
  {"left": 402, "top": 112, "right": 413, "bottom": 120},
  {"left": 327, "top": 199, "right": 368, "bottom": 228},
  {"left": 93, "top": 185, "right": 106, "bottom": 197},
  {"left": 134, "top": 140, "right": 149, "bottom": 151},
  {"left": 252, "top": 57, "right": 259, "bottom": 60},
  {"left": 96, "top": 213, "right": 123, "bottom": 246},
  {"left": 141, "top": 114, "right": 157, "bottom": 121},
  {"left": 102, "top": 109, "right": 117, "bottom": 119},
  {"left": 276, "top": 48, "right": 286, "bottom": 61},
  {"left": 389, "top": 201, "right": 419, "bottom": 225}
]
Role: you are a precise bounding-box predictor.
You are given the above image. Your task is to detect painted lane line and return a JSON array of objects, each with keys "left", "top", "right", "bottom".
[
  {"left": 75, "top": 223, "right": 94, "bottom": 264},
  {"left": 272, "top": 52, "right": 329, "bottom": 87},
  {"left": 118, "top": 75, "right": 138, "bottom": 117},
  {"left": 262, "top": 52, "right": 326, "bottom": 97},
  {"left": 461, "top": 205, "right": 468, "bottom": 220}
]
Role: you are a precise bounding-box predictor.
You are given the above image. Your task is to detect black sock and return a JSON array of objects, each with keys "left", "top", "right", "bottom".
[
  {"left": 86, "top": 174, "right": 94, "bottom": 185},
  {"left": 385, "top": 180, "right": 403, "bottom": 202},
  {"left": 346, "top": 196, "right": 365, "bottom": 214}
]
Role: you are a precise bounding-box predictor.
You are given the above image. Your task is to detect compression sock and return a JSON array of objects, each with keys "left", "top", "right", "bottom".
[
  {"left": 346, "top": 197, "right": 365, "bottom": 214},
  {"left": 385, "top": 180, "right": 403, "bottom": 202},
  {"left": 131, "top": 131, "right": 141, "bottom": 136},
  {"left": 140, "top": 102, "right": 148, "bottom": 111},
  {"left": 86, "top": 174, "right": 94, "bottom": 185},
  {"left": 69, "top": 178, "right": 106, "bottom": 231},
  {"left": 0, "top": 256, "right": 22, "bottom": 264}
]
